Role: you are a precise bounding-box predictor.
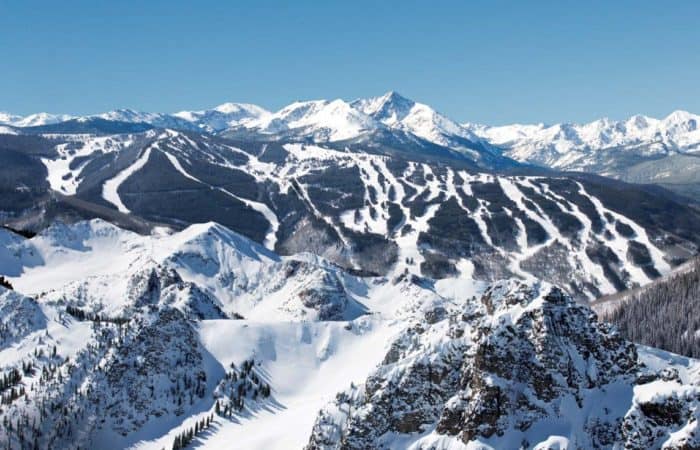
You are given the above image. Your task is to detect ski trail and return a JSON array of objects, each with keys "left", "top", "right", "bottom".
[
  {"left": 576, "top": 181, "right": 671, "bottom": 275},
  {"left": 103, "top": 146, "right": 154, "bottom": 214},
  {"left": 163, "top": 151, "right": 280, "bottom": 250},
  {"left": 500, "top": 177, "right": 609, "bottom": 295}
]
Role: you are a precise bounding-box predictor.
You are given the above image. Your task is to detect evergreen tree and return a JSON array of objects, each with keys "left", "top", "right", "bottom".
[{"left": 0, "top": 276, "right": 13, "bottom": 290}]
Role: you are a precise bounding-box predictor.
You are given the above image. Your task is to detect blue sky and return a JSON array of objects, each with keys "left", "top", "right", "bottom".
[{"left": 1, "top": 0, "right": 698, "bottom": 124}]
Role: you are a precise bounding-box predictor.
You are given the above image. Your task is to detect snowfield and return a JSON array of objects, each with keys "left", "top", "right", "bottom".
[{"left": 0, "top": 219, "right": 699, "bottom": 449}]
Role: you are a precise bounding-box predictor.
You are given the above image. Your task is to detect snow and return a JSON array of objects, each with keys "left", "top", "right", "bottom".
[
  {"left": 174, "top": 103, "right": 270, "bottom": 132},
  {"left": 353, "top": 91, "right": 485, "bottom": 152},
  {"left": 42, "top": 135, "right": 134, "bottom": 195},
  {"left": 181, "top": 318, "right": 395, "bottom": 450},
  {"left": 251, "top": 98, "right": 377, "bottom": 142},
  {"left": 468, "top": 109, "right": 700, "bottom": 169},
  {"left": 121, "top": 317, "right": 397, "bottom": 450},
  {"left": 1, "top": 219, "right": 416, "bottom": 450},
  {"left": 12, "top": 112, "right": 73, "bottom": 127},
  {"left": 102, "top": 143, "right": 155, "bottom": 213},
  {"left": 161, "top": 148, "right": 279, "bottom": 250},
  {"left": 0, "top": 112, "right": 22, "bottom": 125},
  {"left": 1, "top": 214, "right": 698, "bottom": 449}
]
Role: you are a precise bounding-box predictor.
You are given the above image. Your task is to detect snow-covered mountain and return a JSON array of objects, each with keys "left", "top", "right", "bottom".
[
  {"left": 353, "top": 91, "right": 492, "bottom": 155},
  {"left": 0, "top": 112, "right": 22, "bottom": 124},
  {"left": 1, "top": 126, "right": 699, "bottom": 301},
  {"left": 0, "top": 111, "right": 73, "bottom": 127},
  {"left": 0, "top": 93, "right": 505, "bottom": 169},
  {"left": 0, "top": 218, "right": 458, "bottom": 448},
  {"left": 1, "top": 221, "right": 699, "bottom": 449},
  {"left": 466, "top": 110, "right": 700, "bottom": 196},
  {"left": 90, "top": 109, "right": 202, "bottom": 132},
  {"left": 2, "top": 95, "right": 700, "bottom": 449},
  {"left": 468, "top": 110, "right": 700, "bottom": 161},
  {"left": 307, "top": 279, "right": 700, "bottom": 449},
  {"left": 173, "top": 103, "right": 271, "bottom": 132},
  {"left": 5, "top": 97, "right": 700, "bottom": 191},
  {"left": 240, "top": 99, "right": 377, "bottom": 142}
]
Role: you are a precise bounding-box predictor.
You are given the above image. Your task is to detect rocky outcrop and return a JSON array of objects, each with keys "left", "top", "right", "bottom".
[
  {"left": 0, "top": 286, "right": 47, "bottom": 346},
  {"left": 306, "top": 280, "right": 699, "bottom": 449}
]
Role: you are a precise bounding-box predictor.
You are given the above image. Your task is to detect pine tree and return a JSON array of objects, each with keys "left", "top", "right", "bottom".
[{"left": 0, "top": 276, "right": 13, "bottom": 290}]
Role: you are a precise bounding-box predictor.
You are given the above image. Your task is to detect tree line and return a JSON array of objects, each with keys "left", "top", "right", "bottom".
[{"left": 605, "top": 258, "right": 700, "bottom": 358}]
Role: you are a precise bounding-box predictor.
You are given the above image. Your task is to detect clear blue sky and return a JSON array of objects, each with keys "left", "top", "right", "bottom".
[{"left": 1, "top": 0, "right": 698, "bottom": 124}]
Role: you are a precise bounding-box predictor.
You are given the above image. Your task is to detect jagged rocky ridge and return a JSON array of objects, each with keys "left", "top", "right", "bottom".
[
  {"left": 0, "top": 220, "right": 380, "bottom": 448},
  {"left": 0, "top": 220, "right": 699, "bottom": 449},
  {"left": 306, "top": 280, "right": 700, "bottom": 450}
]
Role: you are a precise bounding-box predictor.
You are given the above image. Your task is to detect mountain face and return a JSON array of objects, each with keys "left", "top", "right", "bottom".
[
  {"left": 6, "top": 97, "right": 700, "bottom": 194},
  {"left": 466, "top": 110, "right": 700, "bottom": 197},
  {"left": 306, "top": 280, "right": 700, "bottom": 450},
  {"left": 0, "top": 219, "right": 423, "bottom": 448},
  {"left": 0, "top": 112, "right": 73, "bottom": 127},
  {"left": 1, "top": 222, "right": 699, "bottom": 449},
  {"left": 2, "top": 95, "right": 700, "bottom": 449},
  {"left": 1, "top": 127, "right": 699, "bottom": 302},
  {"left": 2, "top": 93, "right": 508, "bottom": 170},
  {"left": 352, "top": 91, "right": 491, "bottom": 155},
  {"left": 173, "top": 103, "right": 271, "bottom": 132}
]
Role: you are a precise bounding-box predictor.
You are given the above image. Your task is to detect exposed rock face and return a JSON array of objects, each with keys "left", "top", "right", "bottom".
[
  {"left": 306, "top": 280, "right": 699, "bottom": 449},
  {"left": 126, "top": 264, "right": 228, "bottom": 319},
  {"left": 0, "top": 286, "right": 47, "bottom": 346},
  {"left": 96, "top": 308, "right": 209, "bottom": 435},
  {"left": 621, "top": 376, "right": 700, "bottom": 450},
  {"left": 262, "top": 258, "right": 365, "bottom": 321}
]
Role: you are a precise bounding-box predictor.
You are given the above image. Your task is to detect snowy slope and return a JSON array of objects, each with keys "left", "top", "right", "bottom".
[
  {"left": 306, "top": 279, "right": 700, "bottom": 450},
  {"left": 244, "top": 99, "right": 379, "bottom": 142},
  {"left": 0, "top": 93, "right": 501, "bottom": 167},
  {"left": 353, "top": 91, "right": 491, "bottom": 153},
  {"left": 92, "top": 109, "right": 201, "bottom": 131},
  {"left": 2, "top": 219, "right": 367, "bottom": 321},
  {"left": 0, "top": 111, "right": 73, "bottom": 127},
  {"left": 465, "top": 110, "right": 700, "bottom": 184},
  {"left": 14, "top": 126, "right": 694, "bottom": 301},
  {"left": 0, "top": 219, "right": 465, "bottom": 449},
  {"left": 4, "top": 98, "right": 699, "bottom": 176},
  {"left": 11, "top": 112, "right": 73, "bottom": 127},
  {"left": 0, "top": 219, "right": 699, "bottom": 449},
  {"left": 2, "top": 95, "right": 700, "bottom": 449},
  {"left": 174, "top": 103, "right": 271, "bottom": 132},
  {"left": 0, "top": 112, "right": 22, "bottom": 124}
]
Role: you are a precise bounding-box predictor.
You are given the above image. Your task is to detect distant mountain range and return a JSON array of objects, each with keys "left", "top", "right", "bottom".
[
  {"left": 3, "top": 93, "right": 700, "bottom": 196},
  {"left": 466, "top": 110, "right": 700, "bottom": 197}
]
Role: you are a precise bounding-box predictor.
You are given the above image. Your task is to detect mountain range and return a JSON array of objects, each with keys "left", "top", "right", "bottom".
[
  {"left": 3, "top": 92, "right": 700, "bottom": 196},
  {"left": 1, "top": 92, "right": 700, "bottom": 449}
]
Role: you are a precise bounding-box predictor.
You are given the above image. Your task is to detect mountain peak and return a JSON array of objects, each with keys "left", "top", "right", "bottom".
[
  {"left": 13, "top": 112, "right": 73, "bottom": 127},
  {"left": 353, "top": 91, "right": 416, "bottom": 123},
  {"left": 663, "top": 109, "right": 697, "bottom": 125},
  {"left": 626, "top": 113, "right": 656, "bottom": 129},
  {"left": 0, "top": 112, "right": 22, "bottom": 125},
  {"left": 212, "top": 102, "right": 270, "bottom": 116},
  {"left": 380, "top": 90, "right": 412, "bottom": 104}
]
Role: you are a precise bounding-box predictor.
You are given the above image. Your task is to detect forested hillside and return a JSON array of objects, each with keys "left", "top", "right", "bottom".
[{"left": 605, "top": 258, "right": 700, "bottom": 357}]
